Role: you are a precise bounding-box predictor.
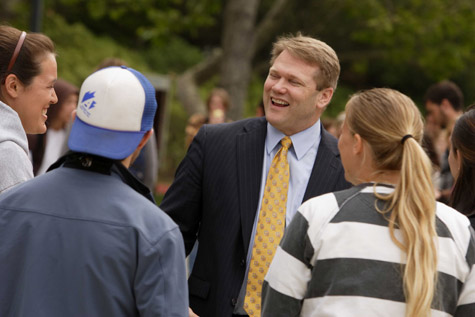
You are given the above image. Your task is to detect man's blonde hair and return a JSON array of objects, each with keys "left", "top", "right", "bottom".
[{"left": 270, "top": 33, "right": 340, "bottom": 90}]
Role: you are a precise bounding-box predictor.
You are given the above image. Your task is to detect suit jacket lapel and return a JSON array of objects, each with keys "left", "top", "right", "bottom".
[
  {"left": 237, "top": 118, "right": 267, "bottom": 255},
  {"left": 303, "top": 127, "right": 341, "bottom": 202}
]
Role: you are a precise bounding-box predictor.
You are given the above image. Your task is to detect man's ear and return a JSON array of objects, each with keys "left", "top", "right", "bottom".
[
  {"left": 122, "top": 129, "right": 154, "bottom": 169},
  {"left": 316, "top": 87, "right": 334, "bottom": 110},
  {"left": 3, "top": 74, "right": 21, "bottom": 98},
  {"left": 137, "top": 129, "right": 153, "bottom": 150}
]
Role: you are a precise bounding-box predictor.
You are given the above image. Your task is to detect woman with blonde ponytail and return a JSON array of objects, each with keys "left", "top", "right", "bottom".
[{"left": 262, "top": 88, "right": 475, "bottom": 317}]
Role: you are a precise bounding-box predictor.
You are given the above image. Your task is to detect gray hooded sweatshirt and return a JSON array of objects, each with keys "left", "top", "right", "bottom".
[{"left": 0, "top": 101, "right": 33, "bottom": 193}]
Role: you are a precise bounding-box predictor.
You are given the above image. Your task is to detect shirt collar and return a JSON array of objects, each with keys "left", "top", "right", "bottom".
[{"left": 266, "top": 120, "right": 321, "bottom": 160}]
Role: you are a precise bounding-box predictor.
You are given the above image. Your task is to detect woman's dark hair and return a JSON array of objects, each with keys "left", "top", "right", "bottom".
[
  {"left": 450, "top": 105, "right": 475, "bottom": 215},
  {"left": 0, "top": 25, "right": 55, "bottom": 86}
]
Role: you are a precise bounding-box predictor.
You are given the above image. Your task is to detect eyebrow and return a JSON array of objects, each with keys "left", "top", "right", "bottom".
[{"left": 269, "top": 68, "right": 305, "bottom": 83}]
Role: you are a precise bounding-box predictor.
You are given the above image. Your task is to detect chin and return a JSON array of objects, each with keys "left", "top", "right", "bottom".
[
  {"left": 265, "top": 114, "right": 282, "bottom": 127},
  {"left": 31, "top": 124, "right": 48, "bottom": 135}
]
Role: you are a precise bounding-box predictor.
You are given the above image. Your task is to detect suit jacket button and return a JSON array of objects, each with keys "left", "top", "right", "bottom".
[
  {"left": 231, "top": 298, "right": 237, "bottom": 306},
  {"left": 240, "top": 259, "right": 245, "bottom": 267}
]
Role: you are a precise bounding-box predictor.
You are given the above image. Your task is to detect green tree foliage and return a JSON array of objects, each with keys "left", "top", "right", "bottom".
[
  {"left": 5, "top": 0, "right": 475, "bottom": 107},
  {"left": 43, "top": 12, "right": 151, "bottom": 85},
  {"left": 344, "top": 0, "right": 475, "bottom": 101},
  {"left": 270, "top": 0, "right": 475, "bottom": 106},
  {"left": 43, "top": 0, "right": 208, "bottom": 80},
  {"left": 46, "top": 0, "right": 221, "bottom": 46},
  {"left": 143, "top": 38, "right": 203, "bottom": 74}
]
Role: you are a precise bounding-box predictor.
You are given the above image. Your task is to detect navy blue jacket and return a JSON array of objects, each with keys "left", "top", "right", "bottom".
[{"left": 160, "top": 118, "right": 350, "bottom": 316}]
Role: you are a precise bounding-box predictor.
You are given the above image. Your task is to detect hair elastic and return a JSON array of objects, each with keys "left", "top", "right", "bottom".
[
  {"left": 401, "top": 134, "right": 413, "bottom": 144},
  {"left": 7, "top": 31, "right": 27, "bottom": 73}
]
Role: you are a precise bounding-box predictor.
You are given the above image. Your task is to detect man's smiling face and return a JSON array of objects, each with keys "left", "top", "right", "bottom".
[{"left": 263, "top": 49, "right": 325, "bottom": 136}]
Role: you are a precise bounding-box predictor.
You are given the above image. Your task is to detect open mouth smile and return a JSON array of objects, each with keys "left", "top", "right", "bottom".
[{"left": 271, "top": 97, "right": 289, "bottom": 107}]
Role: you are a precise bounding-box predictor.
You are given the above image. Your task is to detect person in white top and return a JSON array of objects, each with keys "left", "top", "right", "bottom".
[{"left": 0, "top": 25, "right": 58, "bottom": 193}]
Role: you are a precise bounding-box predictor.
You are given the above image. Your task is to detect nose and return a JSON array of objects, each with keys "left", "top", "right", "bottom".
[
  {"left": 271, "top": 78, "right": 287, "bottom": 94},
  {"left": 51, "top": 88, "right": 58, "bottom": 104}
]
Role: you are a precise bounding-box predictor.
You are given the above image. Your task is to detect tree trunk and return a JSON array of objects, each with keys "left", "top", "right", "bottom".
[
  {"left": 175, "top": 48, "right": 222, "bottom": 116},
  {"left": 175, "top": 0, "right": 291, "bottom": 118},
  {"left": 218, "top": 0, "right": 260, "bottom": 120}
]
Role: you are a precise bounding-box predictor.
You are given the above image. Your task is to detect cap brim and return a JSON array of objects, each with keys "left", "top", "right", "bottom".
[{"left": 68, "top": 117, "right": 145, "bottom": 160}]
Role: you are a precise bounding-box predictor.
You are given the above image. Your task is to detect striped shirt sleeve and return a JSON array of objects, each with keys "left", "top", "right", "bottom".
[{"left": 455, "top": 226, "right": 475, "bottom": 316}]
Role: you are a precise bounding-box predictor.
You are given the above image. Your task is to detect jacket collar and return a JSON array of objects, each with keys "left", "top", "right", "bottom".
[{"left": 48, "top": 151, "right": 156, "bottom": 204}]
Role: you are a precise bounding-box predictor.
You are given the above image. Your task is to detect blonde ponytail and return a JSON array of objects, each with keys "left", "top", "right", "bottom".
[
  {"left": 386, "top": 137, "right": 437, "bottom": 317},
  {"left": 346, "top": 88, "right": 437, "bottom": 317}
]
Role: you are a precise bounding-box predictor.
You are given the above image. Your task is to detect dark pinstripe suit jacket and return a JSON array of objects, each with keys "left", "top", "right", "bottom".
[{"left": 160, "top": 117, "right": 350, "bottom": 316}]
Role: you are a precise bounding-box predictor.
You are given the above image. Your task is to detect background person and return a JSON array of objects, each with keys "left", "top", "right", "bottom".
[
  {"left": 421, "top": 132, "right": 443, "bottom": 198},
  {"left": 0, "top": 66, "right": 188, "bottom": 316},
  {"left": 0, "top": 25, "right": 57, "bottom": 193},
  {"left": 262, "top": 88, "right": 475, "bottom": 317},
  {"left": 185, "top": 87, "right": 232, "bottom": 148},
  {"left": 160, "top": 34, "right": 350, "bottom": 317},
  {"left": 424, "top": 80, "right": 465, "bottom": 203},
  {"left": 448, "top": 105, "right": 475, "bottom": 228}
]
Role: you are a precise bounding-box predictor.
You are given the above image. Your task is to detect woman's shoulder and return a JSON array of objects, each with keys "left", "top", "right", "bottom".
[
  {"left": 436, "top": 202, "right": 473, "bottom": 256},
  {"left": 436, "top": 202, "right": 471, "bottom": 231},
  {"left": 298, "top": 191, "right": 344, "bottom": 231},
  {"left": 299, "top": 184, "right": 372, "bottom": 219},
  {"left": 0, "top": 144, "right": 33, "bottom": 193}
]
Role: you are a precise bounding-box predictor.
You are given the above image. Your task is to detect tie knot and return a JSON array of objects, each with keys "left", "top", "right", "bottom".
[{"left": 281, "top": 136, "right": 292, "bottom": 150}]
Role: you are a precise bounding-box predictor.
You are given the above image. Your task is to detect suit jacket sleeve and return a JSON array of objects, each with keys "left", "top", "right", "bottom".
[{"left": 160, "top": 126, "right": 206, "bottom": 255}]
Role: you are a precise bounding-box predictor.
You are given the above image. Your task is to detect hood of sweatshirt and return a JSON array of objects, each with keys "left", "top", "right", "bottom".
[{"left": 0, "top": 101, "right": 29, "bottom": 155}]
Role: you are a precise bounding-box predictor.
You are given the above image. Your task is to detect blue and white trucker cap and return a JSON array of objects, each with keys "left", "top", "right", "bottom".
[{"left": 68, "top": 66, "right": 157, "bottom": 160}]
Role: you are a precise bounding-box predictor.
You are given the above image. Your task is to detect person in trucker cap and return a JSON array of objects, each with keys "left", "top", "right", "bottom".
[{"left": 0, "top": 66, "right": 189, "bottom": 317}]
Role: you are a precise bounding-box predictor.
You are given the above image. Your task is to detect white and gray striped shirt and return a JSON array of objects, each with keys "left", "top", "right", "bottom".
[{"left": 262, "top": 183, "right": 475, "bottom": 316}]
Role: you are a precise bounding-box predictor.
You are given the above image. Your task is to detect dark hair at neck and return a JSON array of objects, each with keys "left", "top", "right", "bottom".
[{"left": 450, "top": 107, "right": 475, "bottom": 215}]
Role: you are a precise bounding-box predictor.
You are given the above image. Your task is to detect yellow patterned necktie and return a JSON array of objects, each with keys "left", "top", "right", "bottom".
[{"left": 244, "top": 136, "right": 292, "bottom": 316}]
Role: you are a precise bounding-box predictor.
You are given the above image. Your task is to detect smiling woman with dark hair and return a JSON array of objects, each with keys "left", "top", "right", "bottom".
[{"left": 0, "top": 25, "right": 57, "bottom": 193}]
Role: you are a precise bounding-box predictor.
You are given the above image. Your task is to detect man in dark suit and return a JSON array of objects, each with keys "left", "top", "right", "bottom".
[{"left": 160, "top": 34, "right": 351, "bottom": 317}]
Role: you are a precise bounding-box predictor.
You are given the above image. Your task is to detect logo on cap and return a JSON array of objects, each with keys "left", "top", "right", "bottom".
[{"left": 79, "top": 91, "right": 96, "bottom": 117}]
